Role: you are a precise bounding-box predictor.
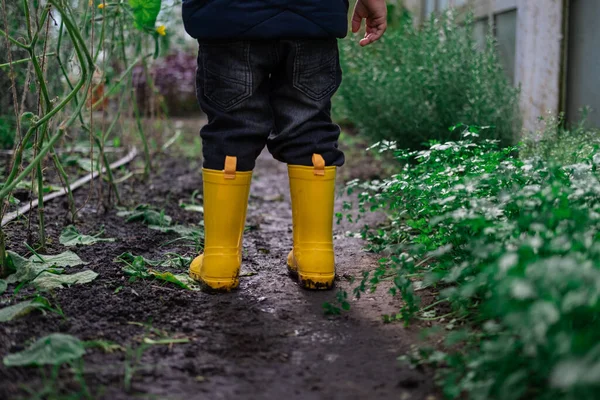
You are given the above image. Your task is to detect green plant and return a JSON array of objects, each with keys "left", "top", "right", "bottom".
[
  {"left": 116, "top": 252, "right": 197, "bottom": 290},
  {"left": 0, "top": 114, "right": 16, "bottom": 149},
  {"left": 118, "top": 204, "right": 172, "bottom": 226},
  {"left": 350, "top": 125, "right": 600, "bottom": 399},
  {"left": 4, "top": 333, "right": 94, "bottom": 399},
  {"left": 59, "top": 225, "right": 115, "bottom": 247},
  {"left": 117, "top": 204, "right": 204, "bottom": 251},
  {"left": 2, "top": 249, "right": 97, "bottom": 292},
  {"left": 335, "top": 11, "right": 521, "bottom": 148},
  {"left": 520, "top": 111, "right": 600, "bottom": 164},
  {"left": 123, "top": 321, "right": 189, "bottom": 392},
  {"left": 0, "top": 0, "right": 173, "bottom": 276},
  {"left": 0, "top": 294, "right": 64, "bottom": 322}
]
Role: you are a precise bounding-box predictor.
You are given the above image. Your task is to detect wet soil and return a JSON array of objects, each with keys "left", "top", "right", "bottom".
[{"left": 0, "top": 123, "right": 438, "bottom": 400}]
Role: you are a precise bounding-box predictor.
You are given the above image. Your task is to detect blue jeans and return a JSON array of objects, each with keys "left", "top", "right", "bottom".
[{"left": 195, "top": 39, "right": 345, "bottom": 171}]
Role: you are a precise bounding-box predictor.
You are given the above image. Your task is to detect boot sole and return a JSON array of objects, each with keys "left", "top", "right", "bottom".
[
  {"left": 189, "top": 270, "right": 239, "bottom": 293},
  {"left": 287, "top": 265, "right": 335, "bottom": 290}
]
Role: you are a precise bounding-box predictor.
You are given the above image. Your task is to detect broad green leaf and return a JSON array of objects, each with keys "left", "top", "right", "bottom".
[
  {"left": 5, "top": 251, "right": 86, "bottom": 284},
  {"left": 32, "top": 270, "right": 98, "bottom": 291},
  {"left": 0, "top": 298, "right": 52, "bottom": 322},
  {"left": 0, "top": 279, "right": 6, "bottom": 295},
  {"left": 30, "top": 251, "right": 87, "bottom": 269},
  {"left": 128, "top": 0, "right": 161, "bottom": 30},
  {"left": 59, "top": 226, "right": 115, "bottom": 247},
  {"left": 3, "top": 333, "right": 85, "bottom": 367},
  {"left": 151, "top": 271, "right": 191, "bottom": 290}
]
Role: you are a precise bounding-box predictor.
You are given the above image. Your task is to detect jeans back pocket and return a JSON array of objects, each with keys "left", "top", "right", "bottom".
[
  {"left": 292, "top": 39, "right": 339, "bottom": 101},
  {"left": 199, "top": 41, "right": 252, "bottom": 111}
]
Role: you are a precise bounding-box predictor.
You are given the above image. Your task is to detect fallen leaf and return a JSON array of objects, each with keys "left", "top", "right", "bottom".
[
  {"left": 32, "top": 270, "right": 98, "bottom": 290},
  {"left": 3, "top": 333, "right": 85, "bottom": 367},
  {"left": 0, "top": 298, "right": 51, "bottom": 322},
  {"left": 5, "top": 251, "right": 86, "bottom": 284},
  {"left": 59, "top": 226, "right": 115, "bottom": 247}
]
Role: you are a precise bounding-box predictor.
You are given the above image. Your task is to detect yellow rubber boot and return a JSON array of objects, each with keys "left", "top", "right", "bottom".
[
  {"left": 287, "top": 154, "right": 336, "bottom": 290},
  {"left": 189, "top": 157, "right": 252, "bottom": 292}
]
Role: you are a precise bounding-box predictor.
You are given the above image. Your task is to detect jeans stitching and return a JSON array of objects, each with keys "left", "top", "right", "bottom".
[
  {"left": 292, "top": 41, "right": 337, "bottom": 101},
  {"left": 201, "top": 43, "right": 252, "bottom": 111}
]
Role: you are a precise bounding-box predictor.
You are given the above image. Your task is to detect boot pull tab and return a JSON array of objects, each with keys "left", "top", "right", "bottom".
[
  {"left": 312, "top": 154, "right": 326, "bottom": 176},
  {"left": 224, "top": 156, "right": 237, "bottom": 180}
]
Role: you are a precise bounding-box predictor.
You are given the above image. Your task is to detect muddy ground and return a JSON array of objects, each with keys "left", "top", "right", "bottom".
[{"left": 0, "top": 121, "right": 438, "bottom": 400}]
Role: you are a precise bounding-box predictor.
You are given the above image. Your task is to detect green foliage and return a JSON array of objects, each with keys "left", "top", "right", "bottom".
[
  {"left": 5, "top": 250, "right": 87, "bottom": 284},
  {"left": 323, "top": 290, "right": 351, "bottom": 315},
  {"left": 3, "top": 333, "right": 85, "bottom": 367},
  {"left": 118, "top": 204, "right": 172, "bottom": 226},
  {"left": 59, "top": 225, "right": 115, "bottom": 247},
  {"left": 118, "top": 204, "right": 204, "bottom": 251},
  {"left": 0, "top": 279, "right": 6, "bottom": 295},
  {"left": 351, "top": 125, "right": 600, "bottom": 399},
  {"left": 3, "top": 250, "right": 96, "bottom": 292},
  {"left": 116, "top": 252, "right": 197, "bottom": 290},
  {"left": 520, "top": 112, "right": 600, "bottom": 164},
  {"left": 335, "top": 12, "right": 520, "bottom": 148},
  {"left": 128, "top": 0, "right": 162, "bottom": 30},
  {"left": 0, "top": 115, "right": 16, "bottom": 150},
  {"left": 33, "top": 270, "right": 98, "bottom": 291},
  {"left": 0, "top": 296, "right": 62, "bottom": 322}
]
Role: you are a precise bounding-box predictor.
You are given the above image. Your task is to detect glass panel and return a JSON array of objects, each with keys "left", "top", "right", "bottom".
[
  {"left": 473, "top": 17, "right": 489, "bottom": 52},
  {"left": 424, "top": 0, "right": 436, "bottom": 16},
  {"left": 495, "top": 10, "right": 517, "bottom": 84},
  {"left": 567, "top": 0, "right": 600, "bottom": 127}
]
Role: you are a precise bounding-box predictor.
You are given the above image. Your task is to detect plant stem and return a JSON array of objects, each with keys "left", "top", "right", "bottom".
[
  {"left": 132, "top": 87, "right": 151, "bottom": 178},
  {"left": 0, "top": 53, "right": 56, "bottom": 69},
  {"left": 0, "top": 229, "right": 6, "bottom": 278}
]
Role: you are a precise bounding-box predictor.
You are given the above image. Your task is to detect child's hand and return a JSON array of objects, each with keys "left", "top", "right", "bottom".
[{"left": 352, "top": 0, "right": 388, "bottom": 46}]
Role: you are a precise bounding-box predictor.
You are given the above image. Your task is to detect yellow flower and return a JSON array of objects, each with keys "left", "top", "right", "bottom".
[
  {"left": 98, "top": 3, "right": 104, "bottom": 9},
  {"left": 156, "top": 25, "right": 167, "bottom": 36}
]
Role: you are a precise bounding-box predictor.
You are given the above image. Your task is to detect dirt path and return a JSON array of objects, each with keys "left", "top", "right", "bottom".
[{"left": 0, "top": 132, "right": 437, "bottom": 399}]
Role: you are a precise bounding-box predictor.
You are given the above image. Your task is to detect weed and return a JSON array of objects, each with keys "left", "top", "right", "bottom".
[
  {"left": 116, "top": 252, "right": 197, "bottom": 290},
  {"left": 520, "top": 111, "right": 600, "bottom": 164},
  {"left": 123, "top": 321, "right": 190, "bottom": 392},
  {"left": 118, "top": 204, "right": 172, "bottom": 226}
]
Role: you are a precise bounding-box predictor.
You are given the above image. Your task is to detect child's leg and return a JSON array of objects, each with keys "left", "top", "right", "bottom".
[
  {"left": 191, "top": 41, "right": 274, "bottom": 291},
  {"left": 196, "top": 41, "right": 274, "bottom": 171},
  {"left": 267, "top": 39, "right": 344, "bottom": 168},
  {"left": 267, "top": 39, "right": 343, "bottom": 290}
]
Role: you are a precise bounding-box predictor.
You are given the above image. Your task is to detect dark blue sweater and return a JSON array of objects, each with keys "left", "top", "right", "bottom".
[{"left": 182, "top": 0, "right": 349, "bottom": 40}]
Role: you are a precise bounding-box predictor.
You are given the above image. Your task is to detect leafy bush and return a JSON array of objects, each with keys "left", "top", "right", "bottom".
[
  {"left": 520, "top": 111, "right": 600, "bottom": 164},
  {"left": 335, "top": 12, "right": 521, "bottom": 147},
  {"left": 348, "top": 126, "right": 600, "bottom": 399}
]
